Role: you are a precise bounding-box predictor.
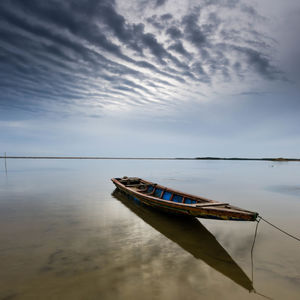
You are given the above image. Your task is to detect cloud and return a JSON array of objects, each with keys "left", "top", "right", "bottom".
[
  {"left": 0, "top": 0, "right": 294, "bottom": 119},
  {"left": 146, "top": 14, "right": 173, "bottom": 30},
  {"left": 182, "top": 11, "right": 207, "bottom": 48},
  {"left": 168, "top": 41, "right": 192, "bottom": 60},
  {"left": 166, "top": 26, "right": 183, "bottom": 39},
  {"left": 141, "top": 33, "right": 169, "bottom": 62},
  {"left": 239, "top": 3, "right": 265, "bottom": 21},
  {"left": 146, "top": 15, "right": 165, "bottom": 30},
  {"left": 233, "top": 46, "right": 284, "bottom": 80},
  {"left": 161, "top": 13, "right": 173, "bottom": 21},
  {"left": 155, "top": 0, "right": 168, "bottom": 7}
]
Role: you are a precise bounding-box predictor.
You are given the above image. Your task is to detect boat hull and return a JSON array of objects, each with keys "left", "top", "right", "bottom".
[{"left": 112, "top": 178, "right": 258, "bottom": 221}]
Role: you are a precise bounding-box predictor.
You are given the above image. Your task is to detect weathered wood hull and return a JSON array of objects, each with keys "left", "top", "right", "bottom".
[{"left": 111, "top": 177, "right": 258, "bottom": 221}]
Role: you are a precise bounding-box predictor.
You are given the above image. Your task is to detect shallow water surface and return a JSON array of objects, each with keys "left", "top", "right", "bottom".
[{"left": 0, "top": 159, "right": 300, "bottom": 299}]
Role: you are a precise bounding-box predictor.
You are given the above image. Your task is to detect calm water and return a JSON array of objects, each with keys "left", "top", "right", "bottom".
[{"left": 0, "top": 159, "right": 300, "bottom": 300}]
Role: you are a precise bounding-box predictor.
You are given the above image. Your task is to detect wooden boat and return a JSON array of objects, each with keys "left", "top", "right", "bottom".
[
  {"left": 112, "top": 189, "right": 254, "bottom": 291},
  {"left": 111, "top": 177, "right": 258, "bottom": 221}
]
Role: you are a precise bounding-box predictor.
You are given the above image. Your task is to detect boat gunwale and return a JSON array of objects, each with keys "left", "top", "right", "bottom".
[{"left": 111, "top": 177, "right": 257, "bottom": 216}]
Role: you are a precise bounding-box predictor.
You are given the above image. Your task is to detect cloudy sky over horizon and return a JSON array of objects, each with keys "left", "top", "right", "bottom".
[{"left": 1, "top": 0, "right": 300, "bottom": 157}]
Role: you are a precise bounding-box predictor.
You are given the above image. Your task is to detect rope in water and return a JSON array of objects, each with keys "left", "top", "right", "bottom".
[
  {"left": 251, "top": 218, "right": 261, "bottom": 283},
  {"left": 250, "top": 215, "right": 300, "bottom": 300},
  {"left": 257, "top": 215, "right": 300, "bottom": 242},
  {"left": 254, "top": 291, "right": 274, "bottom": 300},
  {"left": 250, "top": 219, "right": 275, "bottom": 300}
]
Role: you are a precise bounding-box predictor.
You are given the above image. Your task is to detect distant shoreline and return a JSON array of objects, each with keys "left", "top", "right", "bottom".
[{"left": 1, "top": 156, "right": 300, "bottom": 161}]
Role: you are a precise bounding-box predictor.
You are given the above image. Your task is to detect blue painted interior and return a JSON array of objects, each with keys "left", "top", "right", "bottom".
[
  {"left": 154, "top": 188, "right": 162, "bottom": 197},
  {"left": 173, "top": 194, "right": 183, "bottom": 203},
  {"left": 145, "top": 186, "right": 197, "bottom": 204},
  {"left": 147, "top": 186, "right": 154, "bottom": 193},
  {"left": 162, "top": 191, "right": 172, "bottom": 200},
  {"left": 185, "top": 198, "right": 197, "bottom": 204}
]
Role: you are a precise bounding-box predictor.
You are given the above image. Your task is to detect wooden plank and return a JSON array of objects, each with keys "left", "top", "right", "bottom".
[
  {"left": 196, "top": 202, "right": 229, "bottom": 207},
  {"left": 160, "top": 190, "right": 165, "bottom": 198},
  {"left": 150, "top": 187, "right": 156, "bottom": 195}
]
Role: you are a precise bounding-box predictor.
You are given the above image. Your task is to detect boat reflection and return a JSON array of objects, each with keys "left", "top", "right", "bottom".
[{"left": 112, "top": 189, "right": 253, "bottom": 292}]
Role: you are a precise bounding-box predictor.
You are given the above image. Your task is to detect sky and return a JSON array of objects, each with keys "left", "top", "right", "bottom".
[{"left": 0, "top": 0, "right": 300, "bottom": 157}]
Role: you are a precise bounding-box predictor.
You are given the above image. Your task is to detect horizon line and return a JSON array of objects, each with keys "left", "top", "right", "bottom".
[{"left": 1, "top": 156, "right": 300, "bottom": 161}]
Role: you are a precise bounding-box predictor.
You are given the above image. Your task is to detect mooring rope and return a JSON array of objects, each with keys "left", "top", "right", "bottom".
[
  {"left": 250, "top": 218, "right": 275, "bottom": 300},
  {"left": 257, "top": 215, "right": 300, "bottom": 242},
  {"left": 254, "top": 291, "right": 274, "bottom": 300},
  {"left": 251, "top": 218, "right": 261, "bottom": 283},
  {"left": 250, "top": 214, "right": 300, "bottom": 300}
]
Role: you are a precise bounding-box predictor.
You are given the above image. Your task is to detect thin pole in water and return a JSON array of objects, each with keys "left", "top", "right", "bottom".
[{"left": 4, "top": 152, "right": 7, "bottom": 175}]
